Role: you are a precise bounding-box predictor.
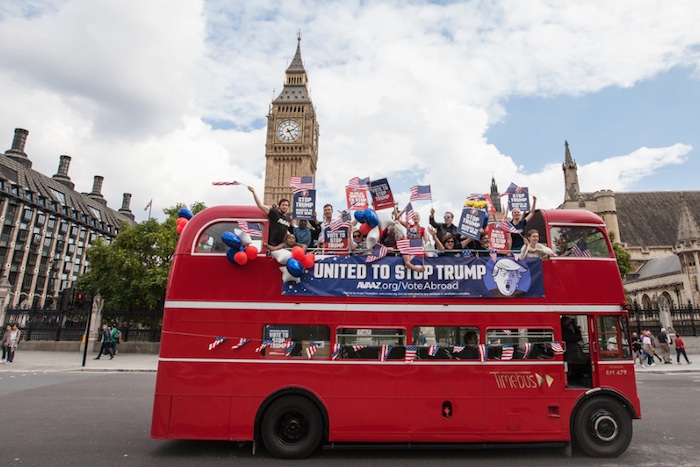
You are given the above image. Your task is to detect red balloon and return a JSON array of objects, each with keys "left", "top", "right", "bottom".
[
  {"left": 291, "top": 246, "right": 305, "bottom": 260},
  {"left": 176, "top": 223, "right": 185, "bottom": 234},
  {"left": 234, "top": 250, "right": 248, "bottom": 265},
  {"left": 245, "top": 245, "right": 258, "bottom": 260},
  {"left": 176, "top": 217, "right": 188, "bottom": 226},
  {"left": 301, "top": 253, "right": 315, "bottom": 269},
  {"left": 359, "top": 223, "right": 372, "bottom": 235}
]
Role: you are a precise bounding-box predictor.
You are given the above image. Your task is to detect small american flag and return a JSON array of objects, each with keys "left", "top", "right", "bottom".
[
  {"left": 379, "top": 344, "right": 393, "bottom": 361},
  {"left": 290, "top": 176, "right": 313, "bottom": 190},
  {"left": 208, "top": 336, "right": 226, "bottom": 350},
  {"left": 452, "top": 345, "right": 465, "bottom": 353},
  {"left": 501, "top": 346, "right": 514, "bottom": 360},
  {"left": 348, "top": 176, "right": 370, "bottom": 190},
  {"left": 551, "top": 342, "right": 565, "bottom": 355},
  {"left": 366, "top": 243, "right": 388, "bottom": 263},
  {"left": 352, "top": 345, "right": 367, "bottom": 352},
  {"left": 500, "top": 182, "right": 523, "bottom": 197},
  {"left": 238, "top": 221, "right": 262, "bottom": 237},
  {"left": 409, "top": 185, "right": 432, "bottom": 202},
  {"left": 331, "top": 217, "right": 351, "bottom": 232},
  {"left": 230, "top": 338, "right": 250, "bottom": 350},
  {"left": 499, "top": 218, "right": 519, "bottom": 233},
  {"left": 405, "top": 345, "right": 418, "bottom": 362},
  {"left": 428, "top": 345, "right": 439, "bottom": 357},
  {"left": 405, "top": 202, "right": 415, "bottom": 224},
  {"left": 256, "top": 339, "right": 273, "bottom": 353},
  {"left": 306, "top": 343, "right": 319, "bottom": 359},
  {"left": 570, "top": 239, "right": 592, "bottom": 257},
  {"left": 284, "top": 341, "right": 297, "bottom": 357},
  {"left": 212, "top": 181, "right": 242, "bottom": 186},
  {"left": 331, "top": 343, "right": 343, "bottom": 360},
  {"left": 522, "top": 342, "right": 533, "bottom": 359},
  {"left": 397, "top": 238, "right": 425, "bottom": 256}
]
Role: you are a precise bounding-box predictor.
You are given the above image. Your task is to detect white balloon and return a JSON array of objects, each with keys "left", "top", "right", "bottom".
[
  {"left": 280, "top": 266, "right": 301, "bottom": 283},
  {"left": 377, "top": 211, "right": 394, "bottom": 230},
  {"left": 366, "top": 226, "right": 380, "bottom": 249},
  {"left": 271, "top": 249, "right": 292, "bottom": 265},
  {"left": 425, "top": 243, "right": 438, "bottom": 258},
  {"left": 235, "top": 228, "right": 253, "bottom": 247}
]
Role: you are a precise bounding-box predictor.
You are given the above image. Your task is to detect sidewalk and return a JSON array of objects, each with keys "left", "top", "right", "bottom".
[
  {"left": 0, "top": 350, "right": 697, "bottom": 374},
  {"left": 0, "top": 350, "right": 158, "bottom": 372}
]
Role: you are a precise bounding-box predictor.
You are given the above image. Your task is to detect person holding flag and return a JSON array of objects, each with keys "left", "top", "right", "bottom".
[
  {"left": 248, "top": 186, "right": 292, "bottom": 247},
  {"left": 509, "top": 195, "right": 537, "bottom": 252},
  {"left": 429, "top": 208, "right": 461, "bottom": 244},
  {"left": 396, "top": 203, "right": 430, "bottom": 245}
]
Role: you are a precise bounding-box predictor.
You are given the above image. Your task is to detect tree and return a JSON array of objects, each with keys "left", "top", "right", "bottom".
[
  {"left": 610, "top": 232, "right": 631, "bottom": 279},
  {"left": 77, "top": 202, "right": 206, "bottom": 311}
]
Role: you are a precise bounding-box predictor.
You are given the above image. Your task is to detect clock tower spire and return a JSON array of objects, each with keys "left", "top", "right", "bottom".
[{"left": 263, "top": 35, "right": 320, "bottom": 205}]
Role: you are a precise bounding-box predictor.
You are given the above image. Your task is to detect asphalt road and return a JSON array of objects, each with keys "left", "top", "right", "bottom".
[{"left": 0, "top": 371, "right": 698, "bottom": 466}]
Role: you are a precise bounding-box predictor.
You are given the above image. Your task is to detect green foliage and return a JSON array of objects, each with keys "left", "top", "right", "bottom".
[
  {"left": 77, "top": 202, "right": 205, "bottom": 310},
  {"left": 609, "top": 232, "right": 631, "bottom": 279}
]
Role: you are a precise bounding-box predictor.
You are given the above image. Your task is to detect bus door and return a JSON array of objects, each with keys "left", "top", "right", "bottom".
[
  {"left": 594, "top": 315, "right": 635, "bottom": 393},
  {"left": 561, "top": 315, "right": 593, "bottom": 389}
]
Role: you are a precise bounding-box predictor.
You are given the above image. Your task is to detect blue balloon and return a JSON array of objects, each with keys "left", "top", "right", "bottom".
[
  {"left": 363, "top": 209, "right": 378, "bottom": 228},
  {"left": 354, "top": 210, "right": 365, "bottom": 224},
  {"left": 226, "top": 247, "right": 237, "bottom": 263},
  {"left": 221, "top": 231, "right": 242, "bottom": 249},
  {"left": 286, "top": 258, "right": 304, "bottom": 277},
  {"left": 178, "top": 208, "right": 193, "bottom": 220},
  {"left": 482, "top": 212, "right": 489, "bottom": 229}
]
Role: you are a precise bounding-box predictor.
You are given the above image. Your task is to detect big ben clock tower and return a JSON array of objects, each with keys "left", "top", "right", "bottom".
[{"left": 263, "top": 35, "right": 320, "bottom": 205}]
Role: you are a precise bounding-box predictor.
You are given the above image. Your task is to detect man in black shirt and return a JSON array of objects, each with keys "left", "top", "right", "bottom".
[
  {"left": 429, "top": 208, "right": 461, "bottom": 243},
  {"left": 248, "top": 186, "right": 292, "bottom": 247}
]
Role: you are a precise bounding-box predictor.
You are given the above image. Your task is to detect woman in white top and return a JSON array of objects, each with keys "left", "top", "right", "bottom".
[{"left": 520, "top": 229, "right": 554, "bottom": 259}]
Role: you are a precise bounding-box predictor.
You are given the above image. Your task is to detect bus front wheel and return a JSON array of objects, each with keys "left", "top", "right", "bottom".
[
  {"left": 261, "top": 395, "right": 323, "bottom": 459},
  {"left": 574, "top": 397, "right": 632, "bottom": 457}
]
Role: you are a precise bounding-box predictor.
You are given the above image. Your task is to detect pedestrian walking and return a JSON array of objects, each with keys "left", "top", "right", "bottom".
[
  {"left": 110, "top": 325, "right": 122, "bottom": 356},
  {"left": 4, "top": 324, "right": 21, "bottom": 364},
  {"left": 1, "top": 324, "right": 11, "bottom": 363},
  {"left": 631, "top": 332, "right": 644, "bottom": 366},
  {"left": 94, "top": 324, "right": 114, "bottom": 360},
  {"left": 674, "top": 334, "right": 692, "bottom": 364},
  {"left": 641, "top": 330, "right": 655, "bottom": 367},
  {"left": 657, "top": 328, "right": 672, "bottom": 364}
]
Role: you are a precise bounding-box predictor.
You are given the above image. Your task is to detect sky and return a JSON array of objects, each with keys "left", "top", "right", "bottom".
[{"left": 0, "top": 0, "right": 699, "bottom": 223}]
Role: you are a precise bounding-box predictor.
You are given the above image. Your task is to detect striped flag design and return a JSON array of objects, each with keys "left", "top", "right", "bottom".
[
  {"left": 212, "top": 181, "right": 242, "bottom": 186},
  {"left": 255, "top": 339, "right": 273, "bottom": 353},
  {"left": 290, "top": 176, "right": 313, "bottom": 190},
  {"left": 366, "top": 243, "right": 388, "bottom": 263},
  {"left": 208, "top": 336, "right": 226, "bottom": 350},
  {"left": 230, "top": 338, "right": 250, "bottom": 350},
  {"left": 570, "top": 239, "right": 592, "bottom": 257},
  {"left": 409, "top": 185, "right": 432, "bottom": 202},
  {"left": 379, "top": 344, "right": 393, "bottom": 361},
  {"left": 348, "top": 176, "right": 370, "bottom": 190},
  {"left": 331, "top": 344, "right": 343, "bottom": 360},
  {"left": 551, "top": 342, "right": 565, "bottom": 355},
  {"left": 397, "top": 238, "right": 425, "bottom": 256},
  {"left": 306, "top": 343, "right": 319, "bottom": 359},
  {"left": 238, "top": 221, "right": 262, "bottom": 237},
  {"left": 284, "top": 341, "right": 297, "bottom": 356},
  {"left": 405, "top": 345, "right": 418, "bottom": 362},
  {"left": 501, "top": 346, "right": 514, "bottom": 360}
]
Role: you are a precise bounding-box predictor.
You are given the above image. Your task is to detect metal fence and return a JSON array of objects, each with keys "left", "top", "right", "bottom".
[
  {"left": 2, "top": 307, "right": 162, "bottom": 342},
  {"left": 629, "top": 305, "right": 700, "bottom": 337}
]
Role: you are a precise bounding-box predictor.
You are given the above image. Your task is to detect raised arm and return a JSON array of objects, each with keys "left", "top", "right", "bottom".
[
  {"left": 429, "top": 208, "right": 439, "bottom": 229},
  {"left": 523, "top": 195, "right": 537, "bottom": 223},
  {"left": 248, "top": 186, "right": 270, "bottom": 216}
]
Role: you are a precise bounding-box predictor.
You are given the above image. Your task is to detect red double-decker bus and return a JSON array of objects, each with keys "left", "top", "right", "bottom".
[{"left": 151, "top": 207, "right": 640, "bottom": 458}]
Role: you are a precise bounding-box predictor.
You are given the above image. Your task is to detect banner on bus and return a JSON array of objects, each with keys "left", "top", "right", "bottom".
[{"left": 282, "top": 256, "right": 544, "bottom": 298}]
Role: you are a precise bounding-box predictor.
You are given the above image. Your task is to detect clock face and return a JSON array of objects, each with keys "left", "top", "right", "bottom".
[{"left": 276, "top": 120, "right": 301, "bottom": 143}]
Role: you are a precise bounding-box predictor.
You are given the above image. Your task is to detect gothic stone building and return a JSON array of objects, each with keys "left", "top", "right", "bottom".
[
  {"left": 559, "top": 141, "right": 700, "bottom": 312},
  {"left": 0, "top": 128, "right": 136, "bottom": 309}
]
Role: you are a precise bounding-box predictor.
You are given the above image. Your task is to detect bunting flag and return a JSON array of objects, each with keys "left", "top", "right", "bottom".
[
  {"left": 208, "top": 336, "right": 227, "bottom": 350},
  {"left": 551, "top": 342, "right": 565, "bottom": 355},
  {"left": 144, "top": 199, "right": 152, "bottom": 211},
  {"left": 478, "top": 344, "right": 486, "bottom": 361},
  {"left": 237, "top": 221, "right": 262, "bottom": 237},
  {"left": 462, "top": 250, "right": 473, "bottom": 257},
  {"left": 397, "top": 238, "right": 425, "bottom": 256},
  {"left": 348, "top": 176, "right": 370, "bottom": 190},
  {"left": 379, "top": 344, "right": 393, "bottom": 361},
  {"left": 405, "top": 345, "right": 418, "bottom": 362},
  {"left": 256, "top": 339, "right": 273, "bottom": 353},
  {"left": 452, "top": 345, "right": 465, "bottom": 353},
  {"left": 212, "top": 181, "right": 242, "bottom": 186},
  {"left": 284, "top": 341, "right": 297, "bottom": 356},
  {"left": 499, "top": 182, "right": 523, "bottom": 197},
  {"left": 331, "top": 344, "right": 343, "bottom": 360},
  {"left": 522, "top": 342, "right": 533, "bottom": 359},
  {"left": 306, "top": 343, "right": 320, "bottom": 359},
  {"left": 409, "top": 185, "right": 432, "bottom": 202},
  {"left": 290, "top": 176, "right": 313, "bottom": 190},
  {"left": 365, "top": 243, "right": 388, "bottom": 263},
  {"left": 405, "top": 202, "right": 415, "bottom": 224},
  {"left": 499, "top": 218, "right": 519, "bottom": 233},
  {"left": 428, "top": 345, "right": 439, "bottom": 357},
  {"left": 352, "top": 345, "right": 367, "bottom": 352},
  {"left": 570, "top": 239, "right": 592, "bottom": 257},
  {"left": 501, "top": 346, "right": 514, "bottom": 360},
  {"left": 230, "top": 338, "right": 250, "bottom": 350}
]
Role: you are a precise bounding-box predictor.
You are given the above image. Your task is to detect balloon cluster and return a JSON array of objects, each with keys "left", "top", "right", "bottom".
[
  {"left": 176, "top": 208, "right": 193, "bottom": 234},
  {"left": 271, "top": 247, "right": 315, "bottom": 283},
  {"left": 222, "top": 230, "right": 259, "bottom": 265},
  {"left": 353, "top": 208, "right": 393, "bottom": 249}
]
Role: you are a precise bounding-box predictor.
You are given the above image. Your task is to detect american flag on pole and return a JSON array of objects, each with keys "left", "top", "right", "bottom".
[
  {"left": 379, "top": 344, "right": 393, "bottom": 361},
  {"left": 405, "top": 202, "right": 415, "bottom": 224},
  {"left": 501, "top": 346, "right": 514, "bottom": 360},
  {"left": 428, "top": 345, "right": 439, "bottom": 357},
  {"left": 331, "top": 344, "right": 343, "bottom": 360},
  {"left": 570, "top": 239, "right": 592, "bottom": 257},
  {"left": 348, "top": 176, "right": 370, "bottom": 190},
  {"left": 499, "top": 218, "right": 519, "bottom": 233},
  {"left": 212, "top": 181, "right": 242, "bottom": 186},
  {"left": 306, "top": 343, "right": 319, "bottom": 359},
  {"left": 452, "top": 345, "right": 465, "bottom": 354},
  {"left": 551, "top": 342, "right": 565, "bottom": 355},
  {"left": 144, "top": 199, "right": 152, "bottom": 211},
  {"left": 284, "top": 341, "right": 297, "bottom": 357},
  {"left": 331, "top": 212, "right": 352, "bottom": 231},
  {"left": 230, "top": 338, "right": 250, "bottom": 350},
  {"left": 238, "top": 221, "right": 262, "bottom": 237},
  {"left": 365, "top": 243, "right": 388, "bottom": 263},
  {"left": 404, "top": 345, "right": 418, "bottom": 362},
  {"left": 256, "top": 339, "right": 273, "bottom": 353},
  {"left": 290, "top": 176, "right": 313, "bottom": 190},
  {"left": 409, "top": 185, "right": 432, "bottom": 202},
  {"left": 208, "top": 336, "right": 226, "bottom": 350},
  {"left": 499, "top": 182, "right": 523, "bottom": 197},
  {"left": 397, "top": 238, "right": 425, "bottom": 256}
]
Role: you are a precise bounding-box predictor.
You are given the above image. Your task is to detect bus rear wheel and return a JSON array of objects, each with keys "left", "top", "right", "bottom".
[
  {"left": 261, "top": 395, "right": 323, "bottom": 459},
  {"left": 574, "top": 397, "right": 632, "bottom": 457}
]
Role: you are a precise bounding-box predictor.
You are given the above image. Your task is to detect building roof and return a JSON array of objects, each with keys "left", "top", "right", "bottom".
[
  {"left": 615, "top": 191, "right": 700, "bottom": 247},
  {"left": 626, "top": 254, "right": 681, "bottom": 282}
]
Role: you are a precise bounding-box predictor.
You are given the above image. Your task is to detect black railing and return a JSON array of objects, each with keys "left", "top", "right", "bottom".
[
  {"left": 2, "top": 307, "right": 162, "bottom": 342},
  {"left": 629, "top": 305, "right": 700, "bottom": 337}
]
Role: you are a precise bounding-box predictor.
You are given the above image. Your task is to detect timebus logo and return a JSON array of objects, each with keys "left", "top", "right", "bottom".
[{"left": 490, "top": 371, "right": 554, "bottom": 389}]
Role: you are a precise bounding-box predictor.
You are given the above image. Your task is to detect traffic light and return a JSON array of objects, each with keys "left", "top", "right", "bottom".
[{"left": 76, "top": 290, "right": 84, "bottom": 307}]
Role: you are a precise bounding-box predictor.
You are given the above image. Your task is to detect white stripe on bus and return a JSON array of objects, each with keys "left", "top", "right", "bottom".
[{"left": 158, "top": 357, "right": 565, "bottom": 366}]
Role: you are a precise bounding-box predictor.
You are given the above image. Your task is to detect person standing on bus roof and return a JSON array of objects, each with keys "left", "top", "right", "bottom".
[
  {"left": 248, "top": 186, "right": 292, "bottom": 247},
  {"left": 293, "top": 219, "right": 313, "bottom": 248},
  {"left": 520, "top": 229, "right": 554, "bottom": 259},
  {"left": 509, "top": 195, "right": 537, "bottom": 252},
  {"left": 429, "top": 208, "right": 461, "bottom": 244}
]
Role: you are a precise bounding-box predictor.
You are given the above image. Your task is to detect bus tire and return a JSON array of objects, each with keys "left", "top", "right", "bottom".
[
  {"left": 573, "top": 397, "right": 632, "bottom": 457},
  {"left": 260, "top": 395, "right": 323, "bottom": 459}
]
